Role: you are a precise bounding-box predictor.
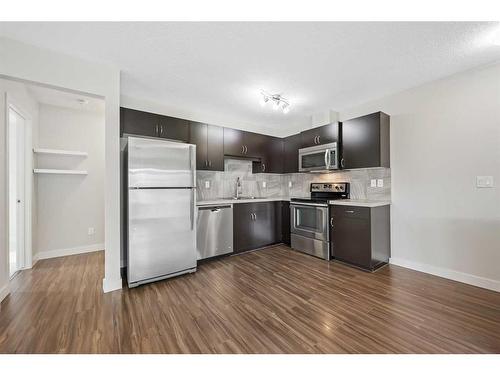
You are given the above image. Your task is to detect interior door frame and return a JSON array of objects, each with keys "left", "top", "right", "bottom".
[{"left": 4, "top": 93, "right": 33, "bottom": 277}]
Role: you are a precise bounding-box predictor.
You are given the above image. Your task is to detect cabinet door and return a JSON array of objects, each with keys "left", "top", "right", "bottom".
[
  {"left": 281, "top": 201, "right": 291, "bottom": 245},
  {"left": 244, "top": 131, "right": 267, "bottom": 158},
  {"left": 283, "top": 133, "right": 301, "bottom": 173},
  {"left": 159, "top": 116, "right": 189, "bottom": 142},
  {"left": 265, "top": 137, "right": 284, "bottom": 173},
  {"left": 233, "top": 203, "right": 256, "bottom": 253},
  {"left": 341, "top": 112, "right": 389, "bottom": 169},
  {"left": 300, "top": 123, "right": 339, "bottom": 148},
  {"left": 252, "top": 203, "right": 276, "bottom": 248},
  {"left": 224, "top": 127, "right": 245, "bottom": 156},
  {"left": 189, "top": 122, "right": 208, "bottom": 170},
  {"left": 252, "top": 136, "right": 283, "bottom": 173},
  {"left": 121, "top": 107, "right": 160, "bottom": 137},
  {"left": 330, "top": 206, "right": 371, "bottom": 269},
  {"left": 207, "top": 124, "right": 224, "bottom": 171}
]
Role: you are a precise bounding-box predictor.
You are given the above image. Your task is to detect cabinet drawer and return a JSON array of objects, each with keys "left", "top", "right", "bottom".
[{"left": 331, "top": 205, "right": 370, "bottom": 220}]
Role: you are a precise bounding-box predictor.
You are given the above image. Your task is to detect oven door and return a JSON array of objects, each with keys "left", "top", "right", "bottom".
[
  {"left": 291, "top": 202, "right": 329, "bottom": 241},
  {"left": 299, "top": 143, "right": 338, "bottom": 172}
]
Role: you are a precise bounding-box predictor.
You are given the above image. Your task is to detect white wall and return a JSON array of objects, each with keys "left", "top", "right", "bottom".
[
  {"left": 0, "top": 36, "right": 121, "bottom": 295},
  {"left": 339, "top": 62, "right": 500, "bottom": 291},
  {"left": 35, "top": 104, "right": 104, "bottom": 259},
  {"left": 0, "top": 78, "right": 39, "bottom": 302}
]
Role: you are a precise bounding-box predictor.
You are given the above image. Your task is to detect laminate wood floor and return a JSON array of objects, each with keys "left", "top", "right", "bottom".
[{"left": 1, "top": 245, "right": 499, "bottom": 353}]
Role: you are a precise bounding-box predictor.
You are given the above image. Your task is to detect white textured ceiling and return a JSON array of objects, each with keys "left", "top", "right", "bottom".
[{"left": 1, "top": 22, "right": 500, "bottom": 135}]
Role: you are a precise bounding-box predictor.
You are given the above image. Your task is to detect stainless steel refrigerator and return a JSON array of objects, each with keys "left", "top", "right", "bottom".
[{"left": 126, "top": 136, "right": 197, "bottom": 287}]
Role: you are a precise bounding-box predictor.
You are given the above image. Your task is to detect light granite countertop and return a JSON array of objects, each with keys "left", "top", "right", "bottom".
[
  {"left": 197, "top": 197, "right": 291, "bottom": 206},
  {"left": 329, "top": 199, "right": 391, "bottom": 208}
]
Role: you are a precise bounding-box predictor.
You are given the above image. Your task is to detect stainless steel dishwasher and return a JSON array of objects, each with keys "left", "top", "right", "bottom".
[{"left": 196, "top": 205, "right": 233, "bottom": 260}]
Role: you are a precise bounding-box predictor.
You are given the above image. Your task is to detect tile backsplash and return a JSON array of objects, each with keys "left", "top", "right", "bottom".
[{"left": 196, "top": 159, "right": 391, "bottom": 201}]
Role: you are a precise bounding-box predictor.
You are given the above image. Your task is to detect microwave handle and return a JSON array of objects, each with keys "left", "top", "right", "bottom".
[{"left": 324, "top": 149, "right": 330, "bottom": 169}]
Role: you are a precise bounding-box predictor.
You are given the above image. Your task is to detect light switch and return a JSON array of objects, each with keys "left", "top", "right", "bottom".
[
  {"left": 476, "top": 176, "right": 494, "bottom": 188},
  {"left": 262, "top": 181, "right": 267, "bottom": 188},
  {"left": 370, "top": 179, "right": 377, "bottom": 187},
  {"left": 205, "top": 180, "right": 210, "bottom": 189},
  {"left": 377, "top": 179, "right": 384, "bottom": 187}
]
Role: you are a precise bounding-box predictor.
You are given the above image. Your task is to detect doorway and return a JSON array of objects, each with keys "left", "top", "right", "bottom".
[{"left": 8, "top": 105, "right": 27, "bottom": 277}]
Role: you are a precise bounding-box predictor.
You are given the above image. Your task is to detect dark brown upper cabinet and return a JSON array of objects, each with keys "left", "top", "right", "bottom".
[
  {"left": 223, "top": 128, "right": 267, "bottom": 159},
  {"left": 300, "top": 123, "right": 340, "bottom": 148},
  {"left": 189, "top": 122, "right": 224, "bottom": 171},
  {"left": 120, "top": 107, "right": 189, "bottom": 142},
  {"left": 223, "top": 127, "right": 245, "bottom": 156},
  {"left": 252, "top": 136, "right": 283, "bottom": 174},
  {"left": 206, "top": 124, "right": 224, "bottom": 171},
  {"left": 158, "top": 115, "right": 189, "bottom": 142},
  {"left": 283, "top": 133, "right": 302, "bottom": 173},
  {"left": 340, "top": 112, "right": 390, "bottom": 169},
  {"left": 121, "top": 107, "right": 160, "bottom": 138}
]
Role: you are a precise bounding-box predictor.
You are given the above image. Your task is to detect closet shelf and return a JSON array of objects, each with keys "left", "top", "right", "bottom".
[
  {"left": 33, "top": 148, "right": 88, "bottom": 157},
  {"left": 33, "top": 169, "right": 88, "bottom": 175}
]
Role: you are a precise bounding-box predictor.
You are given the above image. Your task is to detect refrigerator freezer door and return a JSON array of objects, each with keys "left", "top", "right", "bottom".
[
  {"left": 128, "top": 137, "right": 196, "bottom": 188},
  {"left": 128, "top": 188, "right": 196, "bottom": 285}
]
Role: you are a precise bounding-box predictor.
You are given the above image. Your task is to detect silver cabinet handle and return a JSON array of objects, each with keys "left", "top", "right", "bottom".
[
  {"left": 317, "top": 135, "right": 321, "bottom": 144},
  {"left": 345, "top": 210, "right": 354, "bottom": 213},
  {"left": 341, "top": 158, "right": 345, "bottom": 168},
  {"left": 156, "top": 124, "right": 159, "bottom": 135},
  {"left": 262, "top": 163, "right": 265, "bottom": 172},
  {"left": 244, "top": 145, "right": 248, "bottom": 154},
  {"left": 208, "top": 160, "right": 212, "bottom": 167},
  {"left": 241, "top": 145, "right": 245, "bottom": 154},
  {"left": 330, "top": 217, "right": 334, "bottom": 228},
  {"left": 160, "top": 124, "right": 164, "bottom": 136},
  {"left": 314, "top": 135, "right": 318, "bottom": 144},
  {"left": 254, "top": 213, "right": 257, "bottom": 220}
]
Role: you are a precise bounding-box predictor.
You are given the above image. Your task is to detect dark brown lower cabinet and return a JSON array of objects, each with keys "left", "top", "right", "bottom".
[
  {"left": 281, "top": 201, "right": 291, "bottom": 245},
  {"left": 233, "top": 201, "right": 283, "bottom": 254},
  {"left": 330, "top": 204, "right": 390, "bottom": 271}
]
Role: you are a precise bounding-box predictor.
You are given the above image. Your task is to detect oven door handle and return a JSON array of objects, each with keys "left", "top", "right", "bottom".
[{"left": 291, "top": 202, "right": 328, "bottom": 208}]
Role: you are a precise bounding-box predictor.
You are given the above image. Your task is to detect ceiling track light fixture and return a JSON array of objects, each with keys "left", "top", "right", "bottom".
[{"left": 260, "top": 90, "right": 290, "bottom": 114}]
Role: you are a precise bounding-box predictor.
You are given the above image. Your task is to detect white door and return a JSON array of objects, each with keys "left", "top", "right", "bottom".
[{"left": 8, "top": 107, "right": 26, "bottom": 277}]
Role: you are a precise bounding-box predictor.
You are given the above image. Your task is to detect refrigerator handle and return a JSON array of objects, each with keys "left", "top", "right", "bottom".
[
  {"left": 190, "top": 188, "right": 195, "bottom": 230},
  {"left": 190, "top": 144, "right": 196, "bottom": 187}
]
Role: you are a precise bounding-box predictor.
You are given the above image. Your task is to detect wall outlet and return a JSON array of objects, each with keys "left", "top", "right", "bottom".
[
  {"left": 370, "top": 179, "right": 377, "bottom": 187},
  {"left": 262, "top": 181, "right": 267, "bottom": 188},
  {"left": 476, "top": 176, "right": 494, "bottom": 188},
  {"left": 288, "top": 181, "right": 293, "bottom": 188},
  {"left": 88, "top": 227, "right": 95, "bottom": 236},
  {"left": 377, "top": 179, "right": 384, "bottom": 187},
  {"left": 205, "top": 180, "right": 210, "bottom": 189}
]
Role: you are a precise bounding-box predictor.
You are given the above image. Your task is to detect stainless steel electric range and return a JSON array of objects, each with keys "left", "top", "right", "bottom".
[{"left": 290, "top": 182, "right": 350, "bottom": 260}]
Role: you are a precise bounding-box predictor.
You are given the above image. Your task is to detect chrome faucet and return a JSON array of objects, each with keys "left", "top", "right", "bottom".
[{"left": 235, "top": 177, "right": 242, "bottom": 199}]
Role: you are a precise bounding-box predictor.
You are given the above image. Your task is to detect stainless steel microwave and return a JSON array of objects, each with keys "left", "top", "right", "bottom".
[{"left": 298, "top": 142, "right": 338, "bottom": 172}]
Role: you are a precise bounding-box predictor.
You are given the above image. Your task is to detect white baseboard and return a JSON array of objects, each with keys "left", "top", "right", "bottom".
[
  {"left": 389, "top": 257, "right": 500, "bottom": 292},
  {"left": 0, "top": 283, "right": 10, "bottom": 304},
  {"left": 102, "top": 277, "right": 122, "bottom": 293},
  {"left": 33, "top": 243, "right": 105, "bottom": 262}
]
